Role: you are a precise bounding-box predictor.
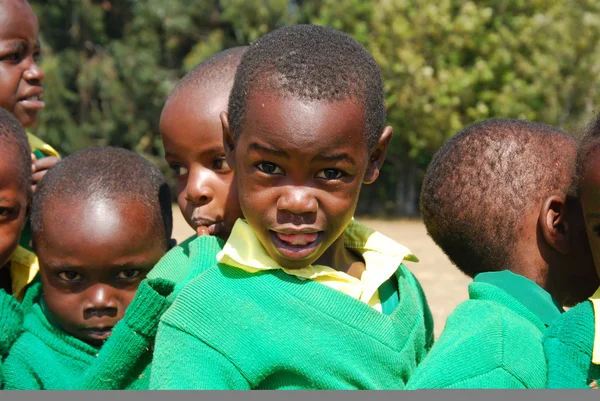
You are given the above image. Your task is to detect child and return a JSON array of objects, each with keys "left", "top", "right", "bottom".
[
  {"left": 146, "top": 46, "right": 247, "bottom": 288},
  {"left": 3, "top": 147, "right": 174, "bottom": 390},
  {"left": 77, "top": 47, "right": 248, "bottom": 390},
  {"left": 0, "top": 0, "right": 60, "bottom": 255},
  {"left": 0, "top": 108, "right": 32, "bottom": 386},
  {"left": 544, "top": 114, "right": 600, "bottom": 388},
  {"left": 405, "top": 119, "right": 598, "bottom": 389},
  {"left": 150, "top": 24, "right": 433, "bottom": 390}
]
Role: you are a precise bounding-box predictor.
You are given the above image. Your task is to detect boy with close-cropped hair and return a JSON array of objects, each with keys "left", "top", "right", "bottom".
[
  {"left": 75, "top": 47, "right": 249, "bottom": 390},
  {"left": 150, "top": 24, "right": 433, "bottom": 390},
  {"left": 3, "top": 147, "right": 174, "bottom": 390},
  {"left": 0, "top": 108, "right": 32, "bottom": 387},
  {"left": 406, "top": 119, "right": 598, "bottom": 389},
  {"left": 543, "top": 112, "right": 600, "bottom": 388},
  {"left": 145, "top": 46, "right": 247, "bottom": 290}
]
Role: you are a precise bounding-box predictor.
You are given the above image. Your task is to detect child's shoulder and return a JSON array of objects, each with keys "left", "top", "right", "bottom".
[
  {"left": 148, "top": 234, "right": 224, "bottom": 283},
  {"left": 407, "top": 295, "right": 547, "bottom": 389}
]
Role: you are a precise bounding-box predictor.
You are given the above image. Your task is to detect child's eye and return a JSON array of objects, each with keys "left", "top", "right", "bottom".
[
  {"left": 169, "top": 164, "right": 188, "bottom": 177},
  {"left": 116, "top": 269, "right": 141, "bottom": 280},
  {"left": 256, "top": 162, "right": 283, "bottom": 175},
  {"left": 0, "top": 207, "right": 17, "bottom": 221},
  {"left": 58, "top": 271, "right": 83, "bottom": 282},
  {"left": 212, "top": 156, "right": 230, "bottom": 171},
  {"left": 593, "top": 224, "right": 600, "bottom": 236},
  {"left": 316, "top": 169, "right": 344, "bottom": 180}
]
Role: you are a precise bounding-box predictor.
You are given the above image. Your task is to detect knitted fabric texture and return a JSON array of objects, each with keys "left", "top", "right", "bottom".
[
  {"left": 150, "top": 263, "right": 433, "bottom": 390},
  {"left": 0, "top": 290, "right": 24, "bottom": 388},
  {"left": 406, "top": 273, "right": 560, "bottom": 389},
  {"left": 544, "top": 300, "right": 600, "bottom": 388},
  {"left": 3, "top": 279, "right": 173, "bottom": 389}
]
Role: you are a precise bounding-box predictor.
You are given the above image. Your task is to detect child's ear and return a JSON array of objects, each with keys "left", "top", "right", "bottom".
[
  {"left": 363, "top": 126, "right": 393, "bottom": 184},
  {"left": 221, "top": 111, "right": 236, "bottom": 171},
  {"left": 539, "top": 195, "right": 570, "bottom": 254}
]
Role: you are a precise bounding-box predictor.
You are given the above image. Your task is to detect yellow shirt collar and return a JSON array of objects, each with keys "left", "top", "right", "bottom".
[
  {"left": 27, "top": 132, "right": 60, "bottom": 158},
  {"left": 217, "top": 219, "right": 417, "bottom": 310},
  {"left": 10, "top": 245, "right": 39, "bottom": 302}
]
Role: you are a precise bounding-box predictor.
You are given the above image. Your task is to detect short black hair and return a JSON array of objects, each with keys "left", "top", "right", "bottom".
[
  {"left": 0, "top": 107, "right": 31, "bottom": 195},
  {"left": 420, "top": 119, "right": 576, "bottom": 277},
  {"left": 576, "top": 112, "right": 600, "bottom": 192},
  {"left": 169, "top": 46, "right": 248, "bottom": 101},
  {"left": 228, "top": 24, "right": 385, "bottom": 151},
  {"left": 31, "top": 147, "right": 173, "bottom": 247}
]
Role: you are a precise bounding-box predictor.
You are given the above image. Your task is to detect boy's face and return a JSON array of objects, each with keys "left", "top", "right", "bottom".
[
  {"left": 0, "top": 151, "right": 28, "bottom": 269},
  {"left": 0, "top": 1, "right": 45, "bottom": 128},
  {"left": 160, "top": 87, "right": 242, "bottom": 240},
  {"left": 34, "top": 197, "right": 166, "bottom": 347},
  {"left": 580, "top": 150, "right": 600, "bottom": 279},
  {"left": 224, "top": 92, "right": 390, "bottom": 269}
]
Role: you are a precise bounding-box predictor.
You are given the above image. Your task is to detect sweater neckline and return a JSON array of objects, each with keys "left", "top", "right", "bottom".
[
  {"left": 472, "top": 270, "right": 563, "bottom": 328},
  {"left": 214, "top": 263, "right": 423, "bottom": 350}
]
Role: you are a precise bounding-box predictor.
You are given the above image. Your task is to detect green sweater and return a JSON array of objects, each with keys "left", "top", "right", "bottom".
[
  {"left": 77, "top": 235, "right": 224, "bottom": 390},
  {"left": 406, "top": 270, "right": 563, "bottom": 389},
  {"left": 544, "top": 300, "right": 600, "bottom": 388},
  {"left": 3, "top": 278, "right": 174, "bottom": 390},
  {"left": 150, "top": 263, "right": 434, "bottom": 390},
  {"left": 0, "top": 290, "right": 23, "bottom": 388}
]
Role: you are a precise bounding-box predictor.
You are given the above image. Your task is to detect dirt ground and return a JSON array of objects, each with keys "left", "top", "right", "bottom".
[{"left": 171, "top": 210, "right": 470, "bottom": 338}]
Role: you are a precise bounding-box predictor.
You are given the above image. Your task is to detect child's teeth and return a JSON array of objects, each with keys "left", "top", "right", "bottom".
[{"left": 277, "top": 232, "right": 318, "bottom": 245}]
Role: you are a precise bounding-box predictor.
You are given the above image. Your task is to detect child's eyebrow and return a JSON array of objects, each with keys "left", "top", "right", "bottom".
[
  {"left": 312, "top": 152, "right": 356, "bottom": 164},
  {"left": 248, "top": 142, "right": 289, "bottom": 158}
]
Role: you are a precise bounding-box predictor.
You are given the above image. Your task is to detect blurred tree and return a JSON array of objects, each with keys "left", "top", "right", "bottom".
[{"left": 28, "top": 0, "right": 600, "bottom": 215}]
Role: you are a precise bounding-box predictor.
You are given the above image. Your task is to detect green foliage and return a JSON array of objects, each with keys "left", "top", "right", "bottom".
[{"left": 28, "top": 0, "right": 600, "bottom": 215}]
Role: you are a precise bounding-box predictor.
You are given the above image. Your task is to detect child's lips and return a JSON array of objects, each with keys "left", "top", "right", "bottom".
[
  {"left": 18, "top": 93, "right": 45, "bottom": 111},
  {"left": 82, "top": 327, "right": 113, "bottom": 340},
  {"left": 269, "top": 230, "right": 323, "bottom": 260}
]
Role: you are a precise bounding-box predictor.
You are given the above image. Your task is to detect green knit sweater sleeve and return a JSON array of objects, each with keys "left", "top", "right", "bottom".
[
  {"left": 3, "top": 332, "right": 42, "bottom": 390},
  {"left": 78, "top": 278, "right": 175, "bottom": 390},
  {"left": 150, "top": 320, "right": 250, "bottom": 390},
  {"left": 543, "top": 301, "right": 595, "bottom": 389},
  {"left": 0, "top": 290, "right": 24, "bottom": 388}
]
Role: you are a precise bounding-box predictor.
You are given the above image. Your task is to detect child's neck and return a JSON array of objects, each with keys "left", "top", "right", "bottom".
[{"left": 314, "top": 235, "right": 365, "bottom": 280}]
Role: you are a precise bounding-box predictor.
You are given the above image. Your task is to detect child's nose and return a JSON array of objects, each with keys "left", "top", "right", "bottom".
[
  {"left": 185, "top": 168, "right": 216, "bottom": 205},
  {"left": 83, "top": 285, "right": 118, "bottom": 318},
  {"left": 23, "top": 59, "right": 45, "bottom": 84},
  {"left": 277, "top": 187, "right": 319, "bottom": 215}
]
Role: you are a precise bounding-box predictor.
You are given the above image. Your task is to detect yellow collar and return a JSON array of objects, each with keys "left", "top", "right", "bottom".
[
  {"left": 217, "top": 219, "right": 417, "bottom": 308},
  {"left": 10, "top": 246, "right": 39, "bottom": 302}
]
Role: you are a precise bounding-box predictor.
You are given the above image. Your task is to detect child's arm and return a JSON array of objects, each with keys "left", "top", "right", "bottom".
[
  {"left": 150, "top": 321, "right": 250, "bottom": 390},
  {"left": 77, "top": 278, "right": 175, "bottom": 390},
  {"left": 3, "top": 340, "right": 42, "bottom": 390}
]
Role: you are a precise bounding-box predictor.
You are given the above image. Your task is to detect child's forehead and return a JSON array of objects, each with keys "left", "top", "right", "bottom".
[
  {"left": 0, "top": 1, "right": 38, "bottom": 38},
  {"left": 240, "top": 92, "right": 370, "bottom": 160}
]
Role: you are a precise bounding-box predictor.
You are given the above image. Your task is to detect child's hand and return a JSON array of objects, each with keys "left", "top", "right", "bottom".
[
  {"left": 31, "top": 154, "right": 60, "bottom": 192},
  {"left": 589, "top": 380, "right": 598, "bottom": 389},
  {"left": 196, "top": 226, "right": 210, "bottom": 236}
]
